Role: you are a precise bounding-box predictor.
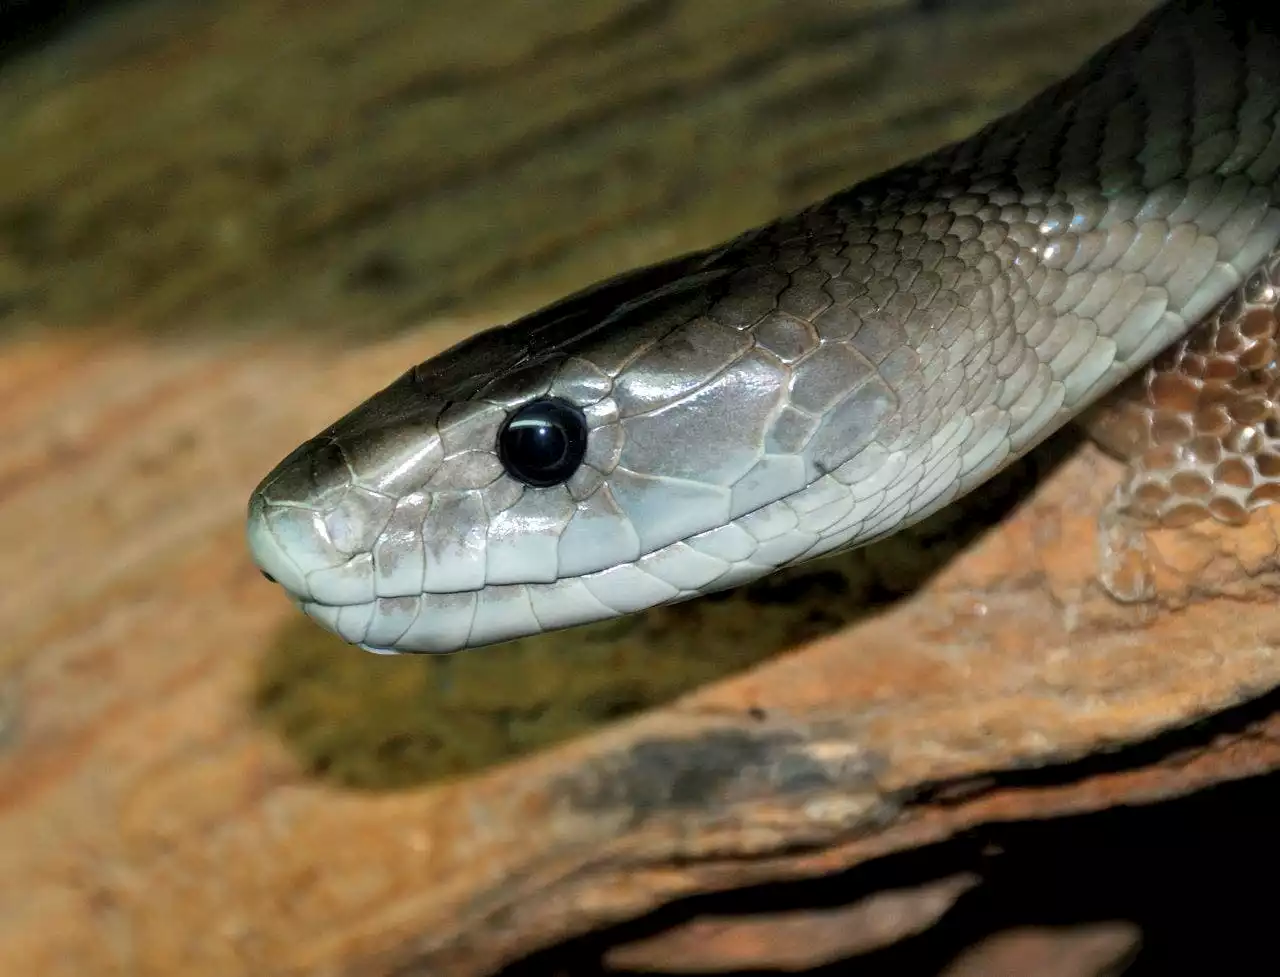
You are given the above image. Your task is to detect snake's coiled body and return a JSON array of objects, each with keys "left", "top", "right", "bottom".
[{"left": 249, "top": 0, "right": 1280, "bottom": 653}]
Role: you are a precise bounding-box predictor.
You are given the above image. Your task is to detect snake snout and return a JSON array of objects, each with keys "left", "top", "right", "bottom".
[{"left": 246, "top": 434, "right": 387, "bottom": 606}]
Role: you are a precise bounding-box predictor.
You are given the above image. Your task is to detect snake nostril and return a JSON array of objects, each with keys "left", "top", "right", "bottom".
[{"left": 260, "top": 570, "right": 278, "bottom": 584}]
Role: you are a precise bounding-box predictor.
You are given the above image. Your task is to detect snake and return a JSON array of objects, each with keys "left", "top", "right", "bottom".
[{"left": 248, "top": 0, "right": 1280, "bottom": 654}]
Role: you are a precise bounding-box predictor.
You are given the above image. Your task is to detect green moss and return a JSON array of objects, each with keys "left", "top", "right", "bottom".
[{"left": 0, "top": 0, "right": 1146, "bottom": 335}]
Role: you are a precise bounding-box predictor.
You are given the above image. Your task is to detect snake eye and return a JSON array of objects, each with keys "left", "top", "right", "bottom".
[{"left": 497, "top": 397, "right": 588, "bottom": 487}]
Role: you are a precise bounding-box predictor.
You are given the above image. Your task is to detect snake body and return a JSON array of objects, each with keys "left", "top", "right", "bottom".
[{"left": 248, "top": 0, "right": 1280, "bottom": 653}]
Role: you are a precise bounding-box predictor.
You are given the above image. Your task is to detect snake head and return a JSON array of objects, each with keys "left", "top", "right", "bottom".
[
  {"left": 246, "top": 244, "right": 901, "bottom": 653},
  {"left": 248, "top": 0, "right": 1280, "bottom": 654}
]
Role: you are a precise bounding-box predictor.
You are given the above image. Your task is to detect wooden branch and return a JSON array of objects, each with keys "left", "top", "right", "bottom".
[{"left": 3, "top": 322, "right": 1277, "bottom": 976}]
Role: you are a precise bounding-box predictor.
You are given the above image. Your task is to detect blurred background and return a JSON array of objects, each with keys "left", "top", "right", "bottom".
[{"left": 9, "top": 1, "right": 1277, "bottom": 975}]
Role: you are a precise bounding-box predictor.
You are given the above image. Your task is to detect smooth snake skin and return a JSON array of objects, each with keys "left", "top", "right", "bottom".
[{"left": 247, "top": 0, "right": 1280, "bottom": 653}]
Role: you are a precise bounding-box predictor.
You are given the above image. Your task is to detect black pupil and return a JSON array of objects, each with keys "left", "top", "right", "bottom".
[{"left": 497, "top": 398, "right": 588, "bottom": 487}]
